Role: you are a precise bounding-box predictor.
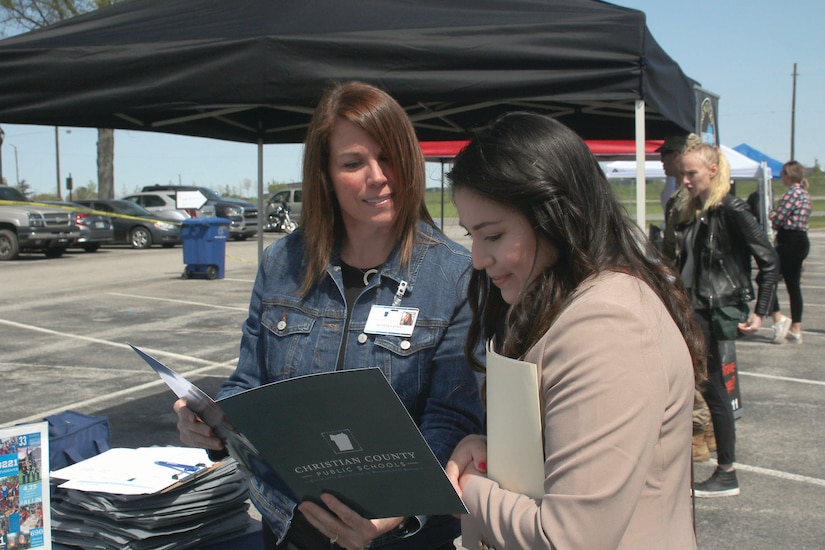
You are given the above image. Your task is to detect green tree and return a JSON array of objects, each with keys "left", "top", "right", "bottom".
[
  {"left": 14, "top": 179, "right": 31, "bottom": 199},
  {"left": 0, "top": 1, "right": 102, "bottom": 28},
  {"left": 74, "top": 180, "right": 97, "bottom": 199},
  {"left": 0, "top": 0, "right": 118, "bottom": 199}
]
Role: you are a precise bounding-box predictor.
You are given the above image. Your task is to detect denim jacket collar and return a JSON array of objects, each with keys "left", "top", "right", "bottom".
[{"left": 327, "top": 221, "right": 440, "bottom": 294}]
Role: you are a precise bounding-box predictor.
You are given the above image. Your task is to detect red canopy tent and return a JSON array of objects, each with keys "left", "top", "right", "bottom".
[
  {"left": 420, "top": 140, "right": 665, "bottom": 160},
  {"left": 419, "top": 139, "right": 666, "bottom": 228}
]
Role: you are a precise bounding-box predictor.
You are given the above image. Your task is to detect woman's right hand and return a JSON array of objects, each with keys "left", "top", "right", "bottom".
[
  {"left": 173, "top": 399, "right": 224, "bottom": 451},
  {"left": 445, "top": 434, "right": 488, "bottom": 497}
]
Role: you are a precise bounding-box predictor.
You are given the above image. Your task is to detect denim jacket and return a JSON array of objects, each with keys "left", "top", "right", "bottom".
[{"left": 217, "top": 221, "right": 484, "bottom": 546}]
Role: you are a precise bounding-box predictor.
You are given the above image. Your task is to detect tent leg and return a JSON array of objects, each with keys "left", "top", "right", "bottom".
[
  {"left": 257, "top": 137, "right": 264, "bottom": 262},
  {"left": 634, "top": 100, "right": 646, "bottom": 230}
]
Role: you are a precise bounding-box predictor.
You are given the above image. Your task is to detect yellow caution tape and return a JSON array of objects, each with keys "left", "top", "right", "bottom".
[
  {"left": 0, "top": 199, "right": 182, "bottom": 226},
  {"left": 225, "top": 254, "right": 259, "bottom": 265}
]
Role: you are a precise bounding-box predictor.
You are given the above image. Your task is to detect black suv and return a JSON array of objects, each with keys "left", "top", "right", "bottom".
[{"left": 140, "top": 185, "right": 259, "bottom": 240}]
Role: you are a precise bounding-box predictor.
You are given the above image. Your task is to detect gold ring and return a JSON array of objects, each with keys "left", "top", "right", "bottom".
[{"left": 330, "top": 533, "right": 339, "bottom": 544}]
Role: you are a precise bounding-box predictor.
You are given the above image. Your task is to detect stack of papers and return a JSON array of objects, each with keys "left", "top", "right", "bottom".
[{"left": 49, "top": 447, "right": 251, "bottom": 550}]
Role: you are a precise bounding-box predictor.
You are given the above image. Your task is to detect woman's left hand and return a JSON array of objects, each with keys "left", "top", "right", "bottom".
[
  {"left": 298, "top": 494, "right": 404, "bottom": 550},
  {"left": 445, "top": 434, "right": 488, "bottom": 498},
  {"left": 738, "top": 313, "right": 763, "bottom": 336}
]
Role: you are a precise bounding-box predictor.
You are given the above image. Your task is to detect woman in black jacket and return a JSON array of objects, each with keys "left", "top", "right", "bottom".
[{"left": 669, "top": 141, "right": 779, "bottom": 497}]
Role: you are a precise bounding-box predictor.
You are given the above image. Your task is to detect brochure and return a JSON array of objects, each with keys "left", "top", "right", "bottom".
[
  {"left": 0, "top": 421, "right": 51, "bottom": 550},
  {"left": 129, "top": 344, "right": 466, "bottom": 519}
]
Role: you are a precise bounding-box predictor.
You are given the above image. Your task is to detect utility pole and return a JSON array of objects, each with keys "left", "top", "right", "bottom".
[
  {"left": 11, "top": 144, "right": 19, "bottom": 186},
  {"left": 0, "top": 125, "right": 5, "bottom": 186},
  {"left": 55, "top": 126, "right": 63, "bottom": 199},
  {"left": 790, "top": 62, "right": 798, "bottom": 161}
]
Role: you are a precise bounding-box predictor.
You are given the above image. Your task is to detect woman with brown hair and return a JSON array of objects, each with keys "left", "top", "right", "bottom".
[
  {"left": 768, "top": 160, "right": 812, "bottom": 344},
  {"left": 175, "top": 81, "right": 483, "bottom": 550}
]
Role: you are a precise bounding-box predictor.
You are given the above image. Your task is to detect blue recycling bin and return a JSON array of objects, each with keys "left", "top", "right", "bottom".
[{"left": 180, "top": 217, "right": 229, "bottom": 280}]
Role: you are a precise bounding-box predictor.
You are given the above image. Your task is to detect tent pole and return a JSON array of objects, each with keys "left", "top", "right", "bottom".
[
  {"left": 634, "top": 100, "right": 646, "bottom": 229},
  {"left": 258, "top": 137, "right": 264, "bottom": 262},
  {"left": 440, "top": 161, "right": 445, "bottom": 229},
  {"left": 760, "top": 161, "right": 773, "bottom": 239}
]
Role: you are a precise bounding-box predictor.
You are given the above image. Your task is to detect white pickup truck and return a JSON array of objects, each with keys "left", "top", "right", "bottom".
[{"left": 0, "top": 186, "right": 80, "bottom": 260}]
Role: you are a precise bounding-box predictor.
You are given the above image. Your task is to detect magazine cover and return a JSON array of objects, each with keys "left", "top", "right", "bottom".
[{"left": 0, "top": 422, "right": 50, "bottom": 550}]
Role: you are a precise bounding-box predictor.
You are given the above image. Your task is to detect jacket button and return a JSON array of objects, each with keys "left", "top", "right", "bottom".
[
  {"left": 276, "top": 320, "right": 287, "bottom": 331},
  {"left": 357, "top": 333, "right": 368, "bottom": 344},
  {"left": 400, "top": 340, "right": 411, "bottom": 350}
]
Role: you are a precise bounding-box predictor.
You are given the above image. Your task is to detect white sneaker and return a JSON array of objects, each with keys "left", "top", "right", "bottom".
[
  {"left": 786, "top": 331, "right": 803, "bottom": 344},
  {"left": 772, "top": 316, "right": 790, "bottom": 344}
]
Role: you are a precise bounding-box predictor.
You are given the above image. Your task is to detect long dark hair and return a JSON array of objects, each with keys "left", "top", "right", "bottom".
[{"left": 448, "top": 112, "right": 706, "bottom": 385}]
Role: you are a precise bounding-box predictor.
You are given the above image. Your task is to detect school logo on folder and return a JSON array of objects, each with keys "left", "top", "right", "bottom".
[{"left": 324, "top": 430, "right": 362, "bottom": 454}]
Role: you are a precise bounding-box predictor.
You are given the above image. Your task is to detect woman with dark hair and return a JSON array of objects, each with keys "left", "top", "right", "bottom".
[
  {"left": 175, "top": 81, "right": 483, "bottom": 550},
  {"left": 768, "top": 160, "right": 811, "bottom": 344},
  {"left": 670, "top": 142, "right": 779, "bottom": 497},
  {"left": 445, "top": 112, "right": 705, "bottom": 549}
]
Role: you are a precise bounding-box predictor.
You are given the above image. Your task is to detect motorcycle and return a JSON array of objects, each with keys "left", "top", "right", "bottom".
[{"left": 266, "top": 202, "right": 297, "bottom": 234}]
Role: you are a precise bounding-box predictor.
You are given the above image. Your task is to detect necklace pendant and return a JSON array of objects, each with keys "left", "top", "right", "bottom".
[{"left": 363, "top": 268, "right": 379, "bottom": 286}]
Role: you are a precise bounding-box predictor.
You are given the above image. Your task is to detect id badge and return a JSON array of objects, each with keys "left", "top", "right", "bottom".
[{"left": 364, "top": 305, "right": 419, "bottom": 337}]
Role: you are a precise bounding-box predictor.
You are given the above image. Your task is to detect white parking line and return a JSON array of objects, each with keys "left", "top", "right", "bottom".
[
  {"left": 107, "top": 292, "right": 247, "bottom": 311},
  {"left": 0, "top": 318, "right": 224, "bottom": 364},
  {"left": 736, "top": 463, "right": 825, "bottom": 488},
  {"left": 0, "top": 318, "right": 238, "bottom": 427},
  {"left": 3, "top": 361, "right": 235, "bottom": 428},
  {"left": 740, "top": 371, "right": 825, "bottom": 386},
  {"left": 706, "top": 459, "right": 825, "bottom": 488}
]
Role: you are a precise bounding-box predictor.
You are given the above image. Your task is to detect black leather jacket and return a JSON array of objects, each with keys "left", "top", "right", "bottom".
[{"left": 673, "top": 194, "right": 779, "bottom": 316}]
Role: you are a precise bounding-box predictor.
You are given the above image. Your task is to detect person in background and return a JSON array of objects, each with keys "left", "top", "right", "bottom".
[
  {"left": 658, "top": 134, "right": 693, "bottom": 215},
  {"left": 175, "top": 81, "right": 484, "bottom": 550},
  {"left": 658, "top": 133, "right": 714, "bottom": 464},
  {"left": 669, "top": 142, "right": 779, "bottom": 497},
  {"left": 445, "top": 112, "right": 705, "bottom": 549},
  {"left": 661, "top": 134, "right": 702, "bottom": 258},
  {"left": 767, "top": 160, "right": 811, "bottom": 344},
  {"left": 746, "top": 188, "right": 763, "bottom": 226}
]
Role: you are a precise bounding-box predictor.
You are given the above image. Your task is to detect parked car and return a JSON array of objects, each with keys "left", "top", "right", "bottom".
[
  {"left": 73, "top": 199, "right": 181, "bottom": 249},
  {"left": 44, "top": 201, "right": 114, "bottom": 252},
  {"left": 0, "top": 186, "right": 80, "bottom": 260},
  {"left": 140, "top": 185, "right": 258, "bottom": 240},
  {"left": 121, "top": 191, "right": 208, "bottom": 221}
]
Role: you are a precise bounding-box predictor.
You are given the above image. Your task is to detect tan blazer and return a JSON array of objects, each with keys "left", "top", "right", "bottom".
[{"left": 461, "top": 272, "right": 697, "bottom": 549}]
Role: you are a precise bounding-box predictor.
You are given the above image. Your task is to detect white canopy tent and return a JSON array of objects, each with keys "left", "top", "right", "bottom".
[
  {"left": 602, "top": 145, "right": 774, "bottom": 236},
  {"left": 601, "top": 145, "right": 771, "bottom": 180}
]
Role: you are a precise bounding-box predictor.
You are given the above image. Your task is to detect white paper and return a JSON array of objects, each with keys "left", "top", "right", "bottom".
[
  {"left": 51, "top": 446, "right": 213, "bottom": 495},
  {"left": 485, "top": 341, "right": 545, "bottom": 500}
]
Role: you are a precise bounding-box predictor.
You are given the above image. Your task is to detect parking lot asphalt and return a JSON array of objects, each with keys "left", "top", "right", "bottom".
[{"left": 1, "top": 220, "right": 823, "bottom": 549}]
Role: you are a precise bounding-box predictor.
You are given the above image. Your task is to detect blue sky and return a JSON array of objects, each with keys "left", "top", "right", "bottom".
[{"left": 1, "top": 0, "right": 823, "bottom": 197}]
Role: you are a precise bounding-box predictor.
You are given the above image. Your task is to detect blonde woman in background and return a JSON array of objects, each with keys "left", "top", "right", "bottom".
[{"left": 670, "top": 142, "right": 779, "bottom": 497}]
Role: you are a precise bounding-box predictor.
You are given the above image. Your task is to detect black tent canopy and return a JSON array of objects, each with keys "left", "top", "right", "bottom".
[
  {"left": 0, "top": 0, "right": 698, "bottom": 144},
  {"left": 0, "top": 0, "right": 705, "bottom": 239}
]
